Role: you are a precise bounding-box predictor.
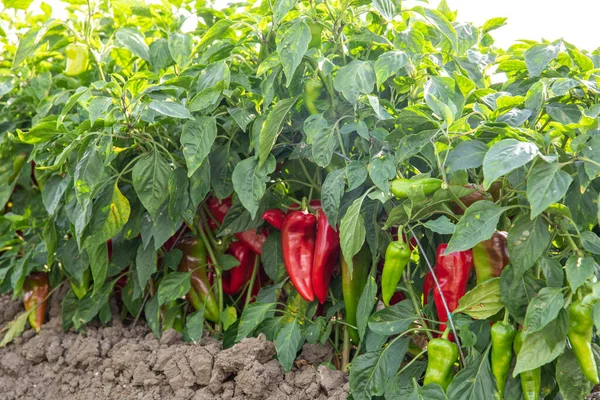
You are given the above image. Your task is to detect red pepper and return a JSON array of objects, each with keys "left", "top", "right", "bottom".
[
  {"left": 281, "top": 210, "right": 317, "bottom": 301},
  {"left": 206, "top": 196, "right": 267, "bottom": 254},
  {"left": 23, "top": 272, "right": 50, "bottom": 333},
  {"left": 262, "top": 209, "right": 287, "bottom": 230},
  {"left": 432, "top": 244, "right": 473, "bottom": 334},
  {"left": 223, "top": 241, "right": 256, "bottom": 295},
  {"left": 389, "top": 291, "right": 406, "bottom": 305},
  {"left": 312, "top": 208, "right": 340, "bottom": 304}
]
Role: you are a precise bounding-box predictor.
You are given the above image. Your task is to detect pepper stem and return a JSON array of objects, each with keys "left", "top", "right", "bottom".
[
  {"left": 244, "top": 254, "right": 261, "bottom": 307},
  {"left": 441, "top": 327, "right": 451, "bottom": 340},
  {"left": 503, "top": 308, "right": 510, "bottom": 323}
]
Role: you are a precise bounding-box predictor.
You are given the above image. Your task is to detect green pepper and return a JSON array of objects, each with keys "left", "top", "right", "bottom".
[
  {"left": 304, "top": 76, "right": 323, "bottom": 115},
  {"left": 70, "top": 268, "right": 91, "bottom": 299},
  {"left": 423, "top": 329, "right": 458, "bottom": 391},
  {"left": 390, "top": 177, "right": 442, "bottom": 199},
  {"left": 308, "top": 22, "right": 322, "bottom": 49},
  {"left": 473, "top": 231, "right": 509, "bottom": 284},
  {"left": 513, "top": 330, "right": 541, "bottom": 400},
  {"left": 64, "top": 43, "right": 89, "bottom": 76},
  {"left": 568, "top": 300, "right": 599, "bottom": 384},
  {"left": 491, "top": 320, "right": 516, "bottom": 399},
  {"left": 381, "top": 238, "right": 410, "bottom": 306},
  {"left": 178, "top": 236, "right": 220, "bottom": 323},
  {"left": 341, "top": 244, "right": 371, "bottom": 343}
]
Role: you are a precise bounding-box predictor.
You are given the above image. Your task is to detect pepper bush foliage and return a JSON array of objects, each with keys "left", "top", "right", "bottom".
[{"left": 1, "top": 0, "right": 600, "bottom": 399}]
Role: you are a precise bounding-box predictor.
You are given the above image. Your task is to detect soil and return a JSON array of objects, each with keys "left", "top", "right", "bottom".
[{"left": 0, "top": 293, "right": 349, "bottom": 400}]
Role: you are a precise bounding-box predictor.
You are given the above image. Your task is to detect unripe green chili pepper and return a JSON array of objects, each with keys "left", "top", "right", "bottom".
[
  {"left": 64, "top": 43, "right": 89, "bottom": 76},
  {"left": 390, "top": 177, "right": 442, "bottom": 199},
  {"left": 381, "top": 238, "right": 410, "bottom": 306},
  {"left": 341, "top": 244, "right": 371, "bottom": 343},
  {"left": 423, "top": 329, "right": 458, "bottom": 391},
  {"left": 491, "top": 320, "right": 516, "bottom": 399},
  {"left": 473, "top": 231, "right": 509, "bottom": 284},
  {"left": 513, "top": 330, "right": 541, "bottom": 400},
  {"left": 304, "top": 77, "right": 323, "bottom": 115},
  {"left": 308, "top": 22, "right": 322, "bottom": 49},
  {"left": 568, "top": 300, "right": 599, "bottom": 384}
]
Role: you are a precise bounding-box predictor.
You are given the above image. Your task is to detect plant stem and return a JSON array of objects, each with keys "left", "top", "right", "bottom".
[
  {"left": 342, "top": 325, "right": 350, "bottom": 371},
  {"left": 245, "top": 254, "right": 260, "bottom": 307}
]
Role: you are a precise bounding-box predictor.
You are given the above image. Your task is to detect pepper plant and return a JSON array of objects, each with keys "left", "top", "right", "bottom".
[{"left": 1, "top": 0, "right": 600, "bottom": 399}]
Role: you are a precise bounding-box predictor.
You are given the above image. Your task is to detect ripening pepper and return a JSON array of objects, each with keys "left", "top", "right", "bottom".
[
  {"left": 567, "top": 300, "right": 600, "bottom": 384},
  {"left": 223, "top": 241, "right": 256, "bottom": 295},
  {"left": 341, "top": 245, "right": 371, "bottom": 343},
  {"left": 262, "top": 208, "right": 287, "bottom": 230},
  {"left": 177, "top": 236, "right": 220, "bottom": 323},
  {"left": 281, "top": 210, "right": 317, "bottom": 301},
  {"left": 311, "top": 208, "right": 340, "bottom": 304},
  {"left": 452, "top": 184, "right": 491, "bottom": 215},
  {"left": 433, "top": 244, "right": 473, "bottom": 334},
  {"left": 423, "top": 329, "right": 459, "bottom": 391},
  {"left": 513, "top": 330, "right": 541, "bottom": 400},
  {"left": 304, "top": 76, "right": 323, "bottom": 115},
  {"left": 381, "top": 238, "right": 411, "bottom": 306},
  {"left": 491, "top": 320, "right": 517, "bottom": 399},
  {"left": 390, "top": 177, "right": 442, "bottom": 199},
  {"left": 473, "top": 231, "right": 509, "bottom": 284},
  {"left": 64, "top": 43, "right": 89, "bottom": 76},
  {"left": 206, "top": 196, "right": 267, "bottom": 254},
  {"left": 23, "top": 272, "right": 50, "bottom": 333}
]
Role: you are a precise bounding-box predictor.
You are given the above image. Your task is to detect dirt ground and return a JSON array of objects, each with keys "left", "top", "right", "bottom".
[{"left": 0, "top": 294, "right": 349, "bottom": 400}]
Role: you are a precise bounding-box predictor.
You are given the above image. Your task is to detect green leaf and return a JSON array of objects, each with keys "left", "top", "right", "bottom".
[
  {"left": 581, "top": 231, "right": 600, "bottom": 255},
  {"left": 424, "top": 76, "right": 464, "bottom": 123},
  {"left": 183, "top": 309, "right": 204, "bottom": 344},
  {"left": 16, "top": 120, "right": 64, "bottom": 144},
  {"left": 394, "top": 129, "right": 438, "bottom": 163},
  {"left": 145, "top": 295, "right": 161, "bottom": 338},
  {"left": 525, "top": 43, "right": 559, "bottom": 77},
  {"left": 447, "top": 347, "right": 497, "bottom": 399},
  {"left": 546, "top": 103, "right": 582, "bottom": 125},
  {"left": 369, "top": 155, "right": 396, "bottom": 195},
  {"left": 72, "top": 283, "right": 111, "bottom": 330},
  {"left": 565, "top": 255, "right": 595, "bottom": 292},
  {"left": 115, "top": 28, "right": 150, "bottom": 61},
  {"left": 372, "top": 0, "right": 396, "bottom": 20},
  {"left": 374, "top": 51, "right": 408, "bottom": 86},
  {"left": 157, "top": 272, "right": 191, "bottom": 306},
  {"left": 148, "top": 100, "right": 193, "bottom": 120},
  {"left": 85, "top": 183, "right": 131, "bottom": 249},
  {"left": 507, "top": 215, "right": 550, "bottom": 276},
  {"left": 455, "top": 278, "right": 503, "bottom": 319},
  {"left": 168, "top": 167, "right": 189, "bottom": 220},
  {"left": 527, "top": 162, "right": 573, "bottom": 218},
  {"left": 58, "top": 88, "right": 90, "bottom": 127},
  {"left": 349, "top": 337, "right": 409, "bottom": 400},
  {"left": 87, "top": 242, "right": 108, "bottom": 296},
  {"left": 258, "top": 97, "right": 297, "bottom": 166},
  {"left": 368, "top": 300, "right": 415, "bottom": 335},
  {"left": 236, "top": 302, "right": 276, "bottom": 341},
  {"left": 168, "top": 33, "right": 193, "bottom": 68},
  {"left": 132, "top": 151, "right": 171, "bottom": 217},
  {"left": 273, "top": 0, "right": 297, "bottom": 25},
  {"left": 275, "top": 320, "right": 303, "bottom": 372},
  {"left": 232, "top": 156, "right": 276, "bottom": 219},
  {"left": 12, "top": 26, "right": 41, "bottom": 69},
  {"left": 423, "top": 216, "right": 455, "bottom": 235},
  {"left": 262, "top": 231, "right": 287, "bottom": 282},
  {"left": 514, "top": 309, "right": 567, "bottom": 375},
  {"left": 88, "top": 97, "right": 113, "bottom": 126},
  {"left": 540, "top": 257, "right": 564, "bottom": 288},
  {"left": 556, "top": 348, "right": 595, "bottom": 400},
  {"left": 523, "top": 287, "right": 564, "bottom": 336},
  {"left": 196, "top": 19, "right": 234, "bottom": 52},
  {"left": 482, "top": 139, "right": 539, "bottom": 189},
  {"left": 446, "top": 140, "right": 488, "bottom": 173},
  {"left": 357, "top": 277, "right": 378, "bottom": 341},
  {"left": 333, "top": 60, "right": 376, "bottom": 104},
  {"left": 181, "top": 117, "right": 216, "bottom": 177},
  {"left": 42, "top": 175, "right": 69, "bottom": 215},
  {"left": 276, "top": 19, "right": 311, "bottom": 86},
  {"left": 339, "top": 192, "right": 369, "bottom": 274},
  {"left": 0, "top": 311, "right": 30, "bottom": 348},
  {"left": 422, "top": 8, "right": 458, "bottom": 53},
  {"left": 220, "top": 306, "right": 237, "bottom": 332},
  {"left": 445, "top": 201, "right": 505, "bottom": 255},
  {"left": 322, "top": 168, "right": 345, "bottom": 227},
  {"left": 304, "top": 114, "right": 336, "bottom": 167},
  {"left": 135, "top": 243, "right": 157, "bottom": 293}
]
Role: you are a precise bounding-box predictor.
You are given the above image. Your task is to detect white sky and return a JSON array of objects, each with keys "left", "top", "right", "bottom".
[{"left": 24, "top": 0, "right": 600, "bottom": 51}]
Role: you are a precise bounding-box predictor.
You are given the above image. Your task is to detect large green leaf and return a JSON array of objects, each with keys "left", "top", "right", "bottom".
[{"left": 132, "top": 151, "right": 171, "bottom": 217}]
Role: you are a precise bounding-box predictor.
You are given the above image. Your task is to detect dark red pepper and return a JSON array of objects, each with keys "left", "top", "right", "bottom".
[
  {"left": 281, "top": 210, "right": 317, "bottom": 301},
  {"left": 206, "top": 196, "right": 232, "bottom": 229},
  {"left": 312, "top": 208, "right": 340, "bottom": 304},
  {"left": 432, "top": 244, "right": 473, "bottom": 334},
  {"left": 223, "top": 241, "right": 256, "bottom": 295},
  {"left": 262, "top": 209, "right": 287, "bottom": 230}
]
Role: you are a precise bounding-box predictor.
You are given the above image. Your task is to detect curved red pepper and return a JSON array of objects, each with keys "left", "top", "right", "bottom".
[
  {"left": 432, "top": 244, "right": 473, "bottom": 334},
  {"left": 223, "top": 241, "right": 256, "bottom": 295},
  {"left": 262, "top": 209, "right": 287, "bottom": 230},
  {"left": 281, "top": 211, "right": 316, "bottom": 301},
  {"left": 206, "top": 196, "right": 267, "bottom": 254},
  {"left": 312, "top": 208, "right": 340, "bottom": 304}
]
